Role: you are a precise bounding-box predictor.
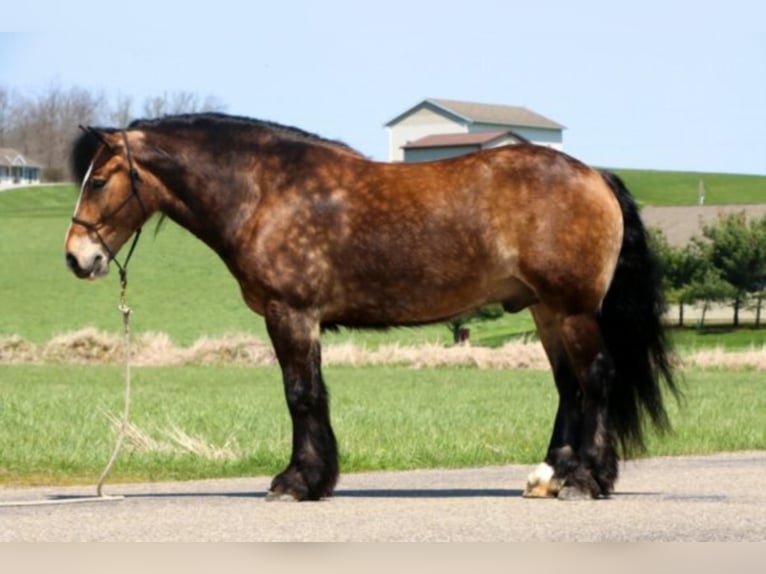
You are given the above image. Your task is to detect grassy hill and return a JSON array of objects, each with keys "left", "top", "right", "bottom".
[{"left": 611, "top": 169, "right": 766, "bottom": 206}]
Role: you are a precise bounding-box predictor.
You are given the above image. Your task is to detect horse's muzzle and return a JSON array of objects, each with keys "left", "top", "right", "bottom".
[{"left": 66, "top": 250, "right": 109, "bottom": 279}]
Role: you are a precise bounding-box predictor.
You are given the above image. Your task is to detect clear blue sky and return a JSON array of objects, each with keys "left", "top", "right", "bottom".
[{"left": 1, "top": 1, "right": 764, "bottom": 174}]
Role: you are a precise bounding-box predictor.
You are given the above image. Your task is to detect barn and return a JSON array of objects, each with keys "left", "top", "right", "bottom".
[{"left": 385, "top": 98, "right": 565, "bottom": 163}]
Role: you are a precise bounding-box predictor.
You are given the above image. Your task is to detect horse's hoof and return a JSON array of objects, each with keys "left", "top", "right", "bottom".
[
  {"left": 523, "top": 484, "right": 557, "bottom": 498},
  {"left": 268, "top": 468, "right": 332, "bottom": 501},
  {"left": 523, "top": 462, "right": 561, "bottom": 498},
  {"left": 557, "top": 486, "right": 596, "bottom": 501},
  {"left": 265, "top": 490, "right": 301, "bottom": 502}
]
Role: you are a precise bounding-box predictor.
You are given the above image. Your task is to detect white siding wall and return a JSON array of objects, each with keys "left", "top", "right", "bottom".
[
  {"left": 0, "top": 165, "right": 41, "bottom": 187},
  {"left": 387, "top": 107, "right": 467, "bottom": 161}
]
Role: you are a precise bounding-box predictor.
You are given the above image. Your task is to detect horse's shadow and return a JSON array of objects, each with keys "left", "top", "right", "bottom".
[
  {"left": 335, "top": 488, "right": 523, "bottom": 499},
  {"left": 50, "top": 488, "right": 524, "bottom": 502},
  {"left": 45, "top": 488, "right": 664, "bottom": 504}
]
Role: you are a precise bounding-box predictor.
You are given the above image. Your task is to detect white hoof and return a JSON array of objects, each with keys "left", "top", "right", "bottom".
[{"left": 523, "top": 462, "right": 562, "bottom": 498}]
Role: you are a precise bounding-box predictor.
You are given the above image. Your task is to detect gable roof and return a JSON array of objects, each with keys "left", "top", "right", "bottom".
[
  {"left": 402, "top": 130, "right": 528, "bottom": 149},
  {"left": 386, "top": 98, "right": 565, "bottom": 131},
  {"left": 0, "top": 148, "right": 41, "bottom": 168}
]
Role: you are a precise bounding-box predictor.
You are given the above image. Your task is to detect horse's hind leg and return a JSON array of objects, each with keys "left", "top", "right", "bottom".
[
  {"left": 524, "top": 304, "right": 582, "bottom": 498},
  {"left": 526, "top": 306, "right": 617, "bottom": 499},
  {"left": 559, "top": 312, "right": 618, "bottom": 498},
  {"left": 264, "top": 301, "right": 338, "bottom": 501}
]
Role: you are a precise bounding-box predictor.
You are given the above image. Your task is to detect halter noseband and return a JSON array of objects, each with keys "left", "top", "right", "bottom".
[{"left": 71, "top": 129, "right": 147, "bottom": 287}]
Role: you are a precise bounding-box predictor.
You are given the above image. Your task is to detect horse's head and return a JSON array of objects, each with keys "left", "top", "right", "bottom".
[{"left": 65, "top": 127, "right": 153, "bottom": 280}]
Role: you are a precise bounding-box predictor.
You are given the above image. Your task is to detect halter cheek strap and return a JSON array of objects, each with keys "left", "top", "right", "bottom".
[{"left": 71, "top": 129, "right": 147, "bottom": 288}]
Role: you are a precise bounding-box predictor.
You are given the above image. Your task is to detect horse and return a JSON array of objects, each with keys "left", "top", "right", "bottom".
[{"left": 65, "top": 112, "right": 677, "bottom": 501}]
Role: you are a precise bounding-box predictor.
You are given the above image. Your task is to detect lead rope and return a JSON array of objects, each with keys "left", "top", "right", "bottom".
[{"left": 96, "top": 268, "right": 133, "bottom": 497}]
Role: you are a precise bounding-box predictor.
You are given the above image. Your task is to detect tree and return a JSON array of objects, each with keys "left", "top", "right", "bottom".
[
  {"left": 142, "top": 91, "right": 226, "bottom": 117},
  {"left": 683, "top": 266, "right": 737, "bottom": 328},
  {"left": 695, "top": 212, "right": 766, "bottom": 327},
  {"left": 0, "top": 85, "right": 12, "bottom": 147},
  {"left": 0, "top": 84, "right": 227, "bottom": 182},
  {"left": 108, "top": 93, "right": 135, "bottom": 127},
  {"left": 649, "top": 227, "right": 707, "bottom": 326},
  {"left": 649, "top": 226, "right": 745, "bottom": 328},
  {"left": 2, "top": 83, "right": 105, "bottom": 181}
]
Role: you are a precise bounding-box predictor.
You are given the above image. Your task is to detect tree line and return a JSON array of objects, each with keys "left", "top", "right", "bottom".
[
  {"left": 650, "top": 212, "right": 766, "bottom": 328},
  {"left": 0, "top": 84, "right": 225, "bottom": 181}
]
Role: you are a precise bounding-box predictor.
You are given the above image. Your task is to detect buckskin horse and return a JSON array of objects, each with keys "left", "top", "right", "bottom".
[{"left": 65, "top": 113, "right": 677, "bottom": 501}]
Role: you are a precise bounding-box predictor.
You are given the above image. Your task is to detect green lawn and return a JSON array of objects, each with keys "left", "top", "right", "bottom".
[
  {"left": 1, "top": 364, "right": 762, "bottom": 486},
  {"left": 0, "top": 185, "right": 265, "bottom": 344},
  {"left": 670, "top": 326, "right": 766, "bottom": 351}
]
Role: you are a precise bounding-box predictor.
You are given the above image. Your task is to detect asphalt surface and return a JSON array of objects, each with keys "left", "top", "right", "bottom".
[{"left": 2, "top": 451, "right": 765, "bottom": 541}]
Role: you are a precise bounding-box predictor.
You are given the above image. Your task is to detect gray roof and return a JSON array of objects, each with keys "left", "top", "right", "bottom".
[
  {"left": 402, "top": 130, "right": 527, "bottom": 149},
  {"left": 0, "top": 148, "right": 41, "bottom": 168},
  {"left": 386, "top": 98, "right": 565, "bottom": 130}
]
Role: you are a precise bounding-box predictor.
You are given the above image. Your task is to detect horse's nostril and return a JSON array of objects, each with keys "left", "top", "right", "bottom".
[{"left": 66, "top": 252, "right": 81, "bottom": 273}]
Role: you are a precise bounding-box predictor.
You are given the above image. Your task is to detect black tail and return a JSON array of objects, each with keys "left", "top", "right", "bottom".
[{"left": 598, "top": 171, "right": 680, "bottom": 455}]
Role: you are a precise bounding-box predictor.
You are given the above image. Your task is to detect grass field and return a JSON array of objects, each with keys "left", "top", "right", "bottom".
[
  {"left": 612, "top": 169, "right": 766, "bottom": 206},
  {"left": 0, "top": 185, "right": 269, "bottom": 344},
  {"left": 670, "top": 326, "right": 766, "bottom": 350},
  {"left": 1, "top": 364, "right": 763, "bottom": 486}
]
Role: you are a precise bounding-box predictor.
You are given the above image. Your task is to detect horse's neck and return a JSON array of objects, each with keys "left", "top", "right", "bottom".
[
  {"left": 160, "top": 169, "right": 251, "bottom": 258},
  {"left": 155, "top": 138, "right": 346, "bottom": 260}
]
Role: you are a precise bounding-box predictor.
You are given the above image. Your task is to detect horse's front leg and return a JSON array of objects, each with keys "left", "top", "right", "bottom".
[{"left": 264, "top": 301, "right": 338, "bottom": 501}]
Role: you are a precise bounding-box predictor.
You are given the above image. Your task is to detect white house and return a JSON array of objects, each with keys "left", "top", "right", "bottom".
[
  {"left": 0, "top": 148, "right": 41, "bottom": 188},
  {"left": 385, "top": 98, "right": 564, "bottom": 163}
]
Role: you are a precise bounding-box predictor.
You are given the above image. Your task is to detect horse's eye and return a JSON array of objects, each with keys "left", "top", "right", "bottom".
[{"left": 91, "top": 179, "right": 107, "bottom": 190}]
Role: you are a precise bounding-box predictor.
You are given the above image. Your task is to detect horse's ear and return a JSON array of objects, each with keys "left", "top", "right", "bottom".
[{"left": 79, "top": 125, "right": 118, "bottom": 152}]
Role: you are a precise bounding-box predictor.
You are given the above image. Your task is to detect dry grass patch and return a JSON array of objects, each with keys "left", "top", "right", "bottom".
[
  {"left": 0, "top": 335, "right": 37, "bottom": 363},
  {"left": 1, "top": 329, "right": 550, "bottom": 368},
  {"left": 103, "top": 411, "right": 241, "bottom": 460},
  {"left": 323, "top": 341, "right": 549, "bottom": 369},
  {"left": 684, "top": 346, "right": 766, "bottom": 370},
  {"left": 2, "top": 328, "right": 766, "bottom": 370}
]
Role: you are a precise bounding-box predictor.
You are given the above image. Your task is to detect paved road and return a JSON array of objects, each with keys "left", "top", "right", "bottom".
[{"left": 2, "top": 452, "right": 765, "bottom": 541}]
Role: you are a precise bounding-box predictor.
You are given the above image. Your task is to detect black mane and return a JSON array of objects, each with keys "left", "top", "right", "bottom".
[
  {"left": 70, "top": 112, "right": 361, "bottom": 183},
  {"left": 129, "top": 112, "right": 359, "bottom": 154}
]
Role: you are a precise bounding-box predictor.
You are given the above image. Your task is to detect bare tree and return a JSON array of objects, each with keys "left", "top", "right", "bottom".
[
  {"left": 1, "top": 84, "right": 226, "bottom": 182},
  {"left": 2, "top": 84, "right": 104, "bottom": 180},
  {"left": 142, "top": 94, "right": 169, "bottom": 118},
  {"left": 142, "top": 90, "right": 227, "bottom": 118},
  {"left": 6, "top": 90, "right": 34, "bottom": 157},
  {"left": 108, "top": 93, "right": 135, "bottom": 128},
  {"left": 0, "top": 85, "right": 12, "bottom": 147}
]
